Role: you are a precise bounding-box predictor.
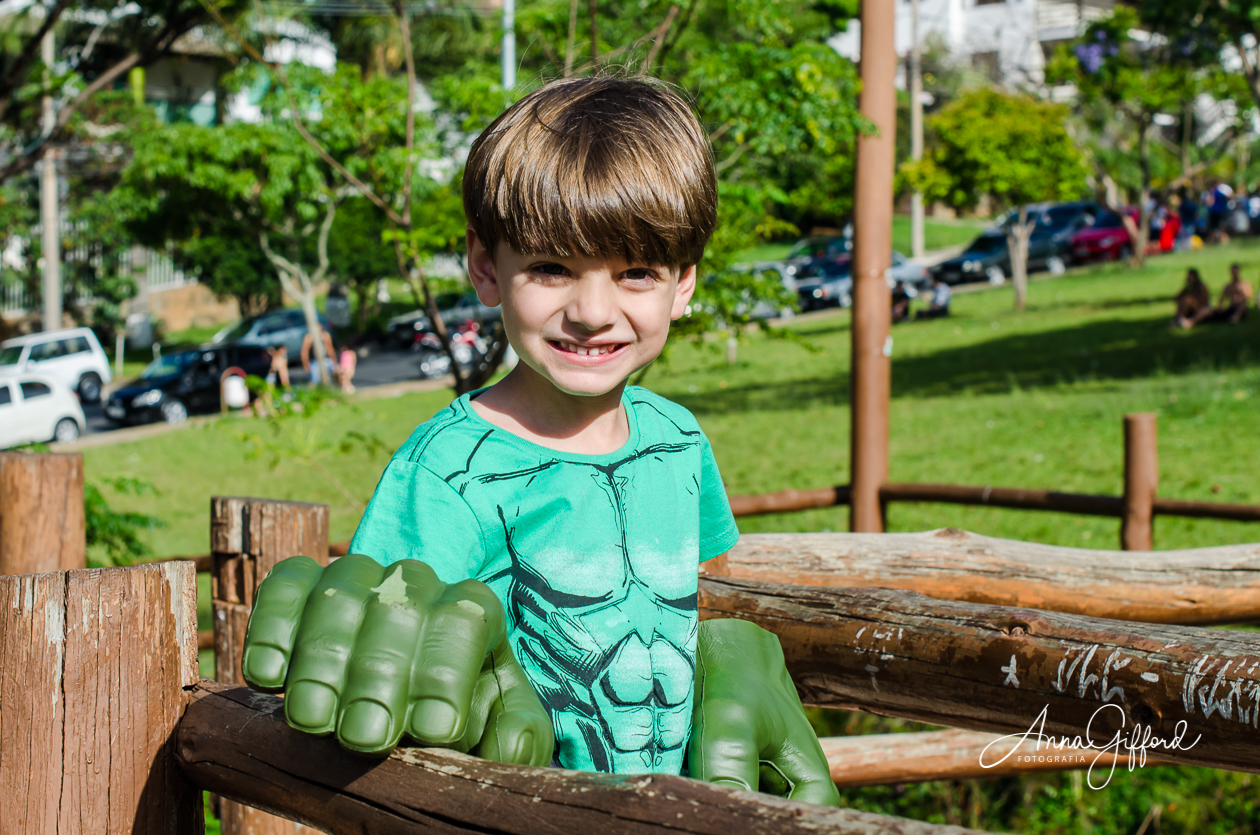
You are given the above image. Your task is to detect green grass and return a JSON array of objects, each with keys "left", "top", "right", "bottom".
[{"left": 86, "top": 239, "right": 1260, "bottom": 835}]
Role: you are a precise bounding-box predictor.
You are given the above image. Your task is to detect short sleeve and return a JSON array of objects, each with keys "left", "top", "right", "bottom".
[
  {"left": 348, "top": 457, "right": 486, "bottom": 584},
  {"left": 698, "top": 432, "right": 739, "bottom": 561}
]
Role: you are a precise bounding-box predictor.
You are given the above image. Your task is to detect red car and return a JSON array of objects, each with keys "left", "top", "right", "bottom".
[{"left": 1070, "top": 208, "right": 1133, "bottom": 263}]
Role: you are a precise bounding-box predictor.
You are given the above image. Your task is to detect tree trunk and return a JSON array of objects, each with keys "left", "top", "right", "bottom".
[
  {"left": 1004, "top": 206, "right": 1033, "bottom": 311},
  {"left": 1131, "top": 123, "right": 1153, "bottom": 266}
]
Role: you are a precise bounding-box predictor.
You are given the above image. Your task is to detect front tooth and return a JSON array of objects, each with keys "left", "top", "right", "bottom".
[{"left": 577, "top": 346, "right": 589, "bottom": 356}]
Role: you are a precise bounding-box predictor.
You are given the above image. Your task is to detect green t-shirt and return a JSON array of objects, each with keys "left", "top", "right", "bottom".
[{"left": 349, "top": 385, "right": 740, "bottom": 775}]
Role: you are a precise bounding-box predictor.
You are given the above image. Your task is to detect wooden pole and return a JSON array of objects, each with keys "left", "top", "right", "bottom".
[
  {"left": 210, "top": 496, "right": 329, "bottom": 835},
  {"left": 1122, "top": 412, "right": 1158, "bottom": 551},
  {"left": 0, "top": 451, "right": 85, "bottom": 574},
  {"left": 722, "top": 528, "right": 1260, "bottom": 625},
  {"left": 0, "top": 561, "right": 202, "bottom": 833},
  {"left": 849, "top": 0, "right": 896, "bottom": 533},
  {"left": 700, "top": 575, "right": 1260, "bottom": 775},
  {"left": 179, "top": 681, "right": 989, "bottom": 835}
]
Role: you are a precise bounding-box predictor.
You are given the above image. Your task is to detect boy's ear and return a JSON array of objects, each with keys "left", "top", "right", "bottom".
[
  {"left": 466, "top": 227, "right": 502, "bottom": 307},
  {"left": 670, "top": 264, "right": 698, "bottom": 320}
]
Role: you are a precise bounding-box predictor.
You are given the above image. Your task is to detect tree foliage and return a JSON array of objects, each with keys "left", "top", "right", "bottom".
[{"left": 902, "top": 88, "right": 1087, "bottom": 309}]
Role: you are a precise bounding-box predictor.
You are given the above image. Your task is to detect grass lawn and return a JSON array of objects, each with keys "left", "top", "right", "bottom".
[{"left": 87, "top": 238, "right": 1260, "bottom": 835}]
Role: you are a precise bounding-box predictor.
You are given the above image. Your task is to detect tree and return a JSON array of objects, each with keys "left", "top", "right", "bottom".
[
  {"left": 0, "top": 0, "right": 248, "bottom": 183},
  {"left": 1045, "top": 6, "right": 1238, "bottom": 264},
  {"left": 220, "top": 0, "right": 868, "bottom": 388},
  {"left": 902, "top": 88, "right": 1088, "bottom": 310},
  {"left": 124, "top": 119, "right": 340, "bottom": 376}
]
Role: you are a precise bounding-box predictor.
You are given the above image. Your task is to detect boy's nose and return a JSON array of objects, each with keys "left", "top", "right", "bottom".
[{"left": 565, "top": 276, "right": 618, "bottom": 331}]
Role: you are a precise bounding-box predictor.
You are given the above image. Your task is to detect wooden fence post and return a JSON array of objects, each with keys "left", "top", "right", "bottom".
[
  {"left": 0, "top": 560, "right": 201, "bottom": 833},
  {"left": 1122, "top": 413, "right": 1158, "bottom": 551},
  {"left": 0, "top": 451, "right": 85, "bottom": 574},
  {"left": 210, "top": 496, "right": 329, "bottom": 835}
]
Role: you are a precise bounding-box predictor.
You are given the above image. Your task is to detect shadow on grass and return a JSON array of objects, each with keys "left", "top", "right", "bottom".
[{"left": 673, "top": 311, "right": 1260, "bottom": 415}]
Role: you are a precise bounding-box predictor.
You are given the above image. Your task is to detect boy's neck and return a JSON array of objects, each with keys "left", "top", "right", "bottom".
[{"left": 469, "top": 363, "right": 630, "bottom": 455}]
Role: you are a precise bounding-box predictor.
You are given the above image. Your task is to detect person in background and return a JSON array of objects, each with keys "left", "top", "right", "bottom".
[
  {"left": 891, "top": 280, "right": 911, "bottom": 324},
  {"left": 336, "top": 339, "right": 358, "bottom": 394},
  {"left": 916, "top": 275, "right": 952, "bottom": 320},
  {"left": 1209, "top": 263, "right": 1253, "bottom": 324},
  {"left": 1177, "top": 190, "right": 1199, "bottom": 251},
  {"left": 301, "top": 327, "right": 337, "bottom": 386},
  {"left": 1173, "top": 268, "right": 1212, "bottom": 328},
  {"left": 265, "top": 345, "right": 290, "bottom": 389}
]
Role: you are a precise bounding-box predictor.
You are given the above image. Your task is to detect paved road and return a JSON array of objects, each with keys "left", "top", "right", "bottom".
[{"left": 83, "top": 346, "right": 435, "bottom": 439}]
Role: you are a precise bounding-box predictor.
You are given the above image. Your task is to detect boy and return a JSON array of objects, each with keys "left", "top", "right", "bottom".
[{"left": 241, "top": 77, "right": 838, "bottom": 804}]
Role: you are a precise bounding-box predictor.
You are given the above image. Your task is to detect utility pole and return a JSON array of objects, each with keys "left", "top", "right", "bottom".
[
  {"left": 910, "top": 0, "right": 925, "bottom": 260},
  {"left": 40, "top": 27, "right": 62, "bottom": 332},
  {"left": 502, "top": 0, "right": 516, "bottom": 90},
  {"left": 849, "top": 0, "right": 896, "bottom": 532}
]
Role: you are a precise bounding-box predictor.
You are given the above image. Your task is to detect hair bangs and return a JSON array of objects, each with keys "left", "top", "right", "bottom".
[{"left": 464, "top": 77, "right": 716, "bottom": 268}]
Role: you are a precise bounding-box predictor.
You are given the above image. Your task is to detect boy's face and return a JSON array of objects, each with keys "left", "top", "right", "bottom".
[{"left": 467, "top": 229, "right": 697, "bottom": 397}]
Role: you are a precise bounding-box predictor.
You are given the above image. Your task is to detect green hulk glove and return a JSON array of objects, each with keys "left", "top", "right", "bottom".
[
  {"left": 689, "top": 618, "right": 841, "bottom": 806},
  {"left": 241, "top": 555, "right": 553, "bottom": 764},
  {"left": 243, "top": 556, "right": 840, "bottom": 807}
]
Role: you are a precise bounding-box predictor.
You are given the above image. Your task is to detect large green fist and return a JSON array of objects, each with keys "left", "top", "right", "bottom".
[
  {"left": 690, "top": 618, "right": 840, "bottom": 806},
  {"left": 242, "top": 555, "right": 554, "bottom": 764}
]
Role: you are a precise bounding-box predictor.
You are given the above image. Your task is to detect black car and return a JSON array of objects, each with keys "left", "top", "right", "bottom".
[
  {"left": 933, "top": 233, "right": 1011, "bottom": 286},
  {"left": 104, "top": 343, "right": 271, "bottom": 425},
  {"left": 796, "top": 258, "right": 853, "bottom": 311},
  {"left": 778, "top": 232, "right": 852, "bottom": 286}
]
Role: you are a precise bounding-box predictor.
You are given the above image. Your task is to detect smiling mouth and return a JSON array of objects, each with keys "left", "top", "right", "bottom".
[{"left": 549, "top": 340, "right": 627, "bottom": 357}]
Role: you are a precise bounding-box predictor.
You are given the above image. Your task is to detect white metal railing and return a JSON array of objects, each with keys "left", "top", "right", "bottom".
[{"left": 146, "top": 247, "right": 192, "bottom": 292}]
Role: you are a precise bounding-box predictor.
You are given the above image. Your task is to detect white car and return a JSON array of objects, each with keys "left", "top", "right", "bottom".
[
  {"left": 0, "top": 374, "right": 87, "bottom": 448},
  {"left": 0, "top": 327, "right": 113, "bottom": 403}
]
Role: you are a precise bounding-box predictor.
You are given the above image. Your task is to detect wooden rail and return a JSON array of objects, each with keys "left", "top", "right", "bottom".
[
  {"left": 700, "top": 575, "right": 1260, "bottom": 775},
  {"left": 820, "top": 729, "right": 1173, "bottom": 788},
  {"left": 720, "top": 528, "right": 1260, "bottom": 625},
  {"left": 178, "top": 680, "right": 987, "bottom": 835},
  {"left": 728, "top": 481, "right": 1260, "bottom": 523}
]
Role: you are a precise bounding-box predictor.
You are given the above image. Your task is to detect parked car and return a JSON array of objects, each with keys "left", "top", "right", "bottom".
[
  {"left": 0, "top": 373, "right": 86, "bottom": 448},
  {"left": 1070, "top": 209, "right": 1133, "bottom": 263},
  {"left": 933, "top": 233, "right": 1012, "bottom": 286},
  {"left": 104, "top": 343, "right": 271, "bottom": 425},
  {"left": 797, "top": 251, "right": 929, "bottom": 311},
  {"left": 211, "top": 309, "right": 332, "bottom": 361},
  {"left": 796, "top": 257, "right": 853, "bottom": 311},
  {"left": 387, "top": 292, "right": 502, "bottom": 350},
  {"left": 0, "top": 327, "right": 112, "bottom": 403},
  {"left": 777, "top": 231, "right": 852, "bottom": 285},
  {"left": 888, "top": 251, "right": 932, "bottom": 291}
]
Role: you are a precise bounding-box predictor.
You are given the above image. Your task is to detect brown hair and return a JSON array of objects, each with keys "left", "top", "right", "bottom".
[{"left": 462, "top": 76, "right": 717, "bottom": 268}]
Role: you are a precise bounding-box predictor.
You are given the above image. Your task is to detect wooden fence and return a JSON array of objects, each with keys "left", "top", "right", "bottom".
[
  {"left": 727, "top": 413, "right": 1260, "bottom": 549},
  {"left": 4, "top": 454, "right": 1260, "bottom": 834}
]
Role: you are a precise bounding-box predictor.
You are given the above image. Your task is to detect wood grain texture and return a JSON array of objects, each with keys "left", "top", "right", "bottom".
[
  {"left": 210, "top": 497, "right": 329, "bottom": 835},
  {"left": 821, "top": 729, "right": 1173, "bottom": 788},
  {"left": 723, "top": 528, "right": 1260, "bottom": 625},
  {"left": 0, "top": 452, "right": 85, "bottom": 574},
  {"left": 700, "top": 575, "right": 1260, "bottom": 774},
  {"left": 0, "top": 562, "right": 201, "bottom": 834},
  {"left": 178, "top": 681, "right": 989, "bottom": 835}
]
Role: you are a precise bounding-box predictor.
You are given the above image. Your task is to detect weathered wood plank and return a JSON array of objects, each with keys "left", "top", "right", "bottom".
[
  {"left": 0, "top": 573, "right": 66, "bottom": 831},
  {"left": 178, "top": 681, "right": 991, "bottom": 835},
  {"left": 700, "top": 575, "right": 1260, "bottom": 775},
  {"left": 210, "top": 497, "right": 329, "bottom": 835},
  {"left": 723, "top": 528, "right": 1260, "bottom": 625},
  {"left": 821, "top": 729, "right": 1173, "bottom": 788},
  {"left": 0, "top": 452, "right": 84, "bottom": 575},
  {"left": 0, "top": 562, "right": 201, "bottom": 834}
]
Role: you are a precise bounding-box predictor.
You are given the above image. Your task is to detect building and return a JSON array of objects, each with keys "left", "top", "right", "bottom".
[{"left": 830, "top": 0, "right": 1117, "bottom": 87}]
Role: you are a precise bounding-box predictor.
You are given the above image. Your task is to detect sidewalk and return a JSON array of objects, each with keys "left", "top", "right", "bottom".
[{"left": 55, "top": 376, "right": 454, "bottom": 452}]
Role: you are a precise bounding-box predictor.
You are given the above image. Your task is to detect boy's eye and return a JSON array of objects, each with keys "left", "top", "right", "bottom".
[
  {"left": 623, "top": 268, "right": 659, "bottom": 283},
  {"left": 529, "top": 262, "right": 570, "bottom": 277}
]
